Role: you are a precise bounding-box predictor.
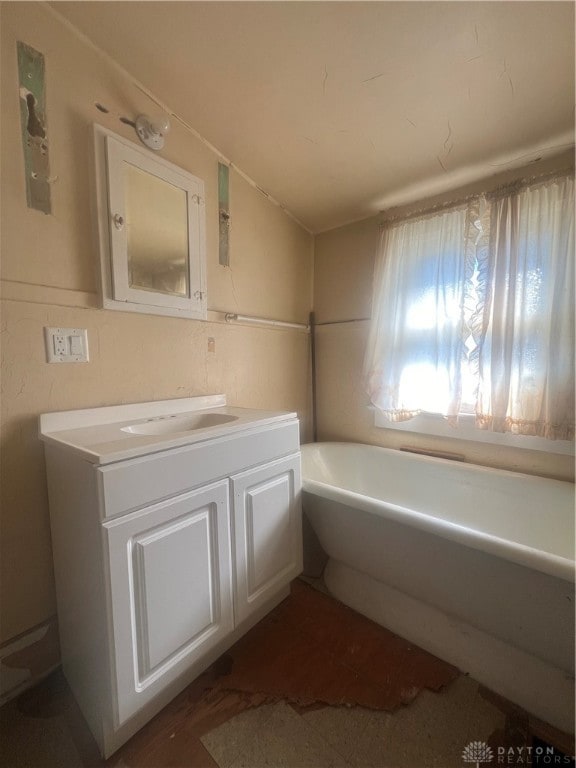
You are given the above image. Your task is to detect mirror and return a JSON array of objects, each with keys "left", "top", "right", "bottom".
[
  {"left": 93, "top": 125, "right": 207, "bottom": 320},
  {"left": 124, "top": 164, "right": 190, "bottom": 298}
]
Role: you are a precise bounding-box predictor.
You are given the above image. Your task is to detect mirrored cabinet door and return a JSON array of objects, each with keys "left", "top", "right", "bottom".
[
  {"left": 124, "top": 164, "right": 190, "bottom": 298},
  {"left": 93, "top": 125, "right": 207, "bottom": 320}
]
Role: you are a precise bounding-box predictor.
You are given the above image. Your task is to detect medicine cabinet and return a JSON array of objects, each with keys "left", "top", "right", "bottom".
[{"left": 93, "top": 125, "right": 207, "bottom": 319}]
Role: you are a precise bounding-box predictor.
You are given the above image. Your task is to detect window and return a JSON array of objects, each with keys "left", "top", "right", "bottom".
[{"left": 364, "top": 173, "right": 574, "bottom": 450}]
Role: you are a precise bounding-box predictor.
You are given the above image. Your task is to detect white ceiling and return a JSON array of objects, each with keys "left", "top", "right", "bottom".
[{"left": 53, "top": 1, "right": 575, "bottom": 233}]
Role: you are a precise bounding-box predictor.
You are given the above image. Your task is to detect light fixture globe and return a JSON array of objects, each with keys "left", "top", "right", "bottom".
[{"left": 135, "top": 114, "right": 170, "bottom": 150}]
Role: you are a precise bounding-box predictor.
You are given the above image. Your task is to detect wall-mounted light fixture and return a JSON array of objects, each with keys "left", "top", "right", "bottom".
[{"left": 134, "top": 114, "right": 170, "bottom": 151}]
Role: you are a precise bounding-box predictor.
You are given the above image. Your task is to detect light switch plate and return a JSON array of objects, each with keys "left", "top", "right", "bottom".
[{"left": 44, "top": 327, "right": 89, "bottom": 363}]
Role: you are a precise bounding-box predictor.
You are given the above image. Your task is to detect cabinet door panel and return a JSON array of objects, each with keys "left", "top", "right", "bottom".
[
  {"left": 232, "top": 454, "right": 302, "bottom": 624},
  {"left": 247, "top": 475, "right": 294, "bottom": 592},
  {"left": 104, "top": 481, "right": 232, "bottom": 726},
  {"left": 133, "top": 511, "right": 214, "bottom": 675}
]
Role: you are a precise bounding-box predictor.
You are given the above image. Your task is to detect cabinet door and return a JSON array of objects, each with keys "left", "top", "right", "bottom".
[
  {"left": 103, "top": 481, "right": 232, "bottom": 726},
  {"left": 232, "top": 454, "right": 302, "bottom": 624}
]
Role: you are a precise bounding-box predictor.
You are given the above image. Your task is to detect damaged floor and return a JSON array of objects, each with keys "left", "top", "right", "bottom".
[{"left": 0, "top": 580, "right": 573, "bottom": 768}]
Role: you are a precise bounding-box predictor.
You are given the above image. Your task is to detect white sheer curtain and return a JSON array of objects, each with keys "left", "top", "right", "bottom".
[
  {"left": 365, "top": 172, "right": 574, "bottom": 441},
  {"left": 364, "top": 203, "right": 477, "bottom": 421},
  {"left": 476, "top": 175, "right": 575, "bottom": 440}
]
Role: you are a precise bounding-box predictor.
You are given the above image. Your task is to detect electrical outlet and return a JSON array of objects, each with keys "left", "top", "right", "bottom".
[
  {"left": 53, "top": 334, "right": 67, "bottom": 357},
  {"left": 44, "top": 327, "right": 89, "bottom": 363}
]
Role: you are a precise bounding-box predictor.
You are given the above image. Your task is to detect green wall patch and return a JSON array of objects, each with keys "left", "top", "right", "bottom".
[
  {"left": 17, "top": 41, "right": 51, "bottom": 214},
  {"left": 218, "top": 162, "right": 230, "bottom": 266}
]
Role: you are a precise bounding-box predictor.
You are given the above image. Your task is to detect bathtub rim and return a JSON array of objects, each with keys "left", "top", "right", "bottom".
[{"left": 301, "top": 442, "right": 575, "bottom": 584}]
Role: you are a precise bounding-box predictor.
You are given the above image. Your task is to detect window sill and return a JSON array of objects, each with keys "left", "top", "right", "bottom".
[{"left": 373, "top": 410, "right": 575, "bottom": 456}]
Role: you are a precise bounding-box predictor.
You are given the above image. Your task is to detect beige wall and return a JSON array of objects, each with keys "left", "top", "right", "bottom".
[
  {"left": 314, "top": 157, "right": 575, "bottom": 483},
  {"left": 0, "top": 3, "right": 313, "bottom": 648}
]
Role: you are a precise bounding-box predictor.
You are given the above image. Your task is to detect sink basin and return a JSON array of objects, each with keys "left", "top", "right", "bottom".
[{"left": 121, "top": 413, "right": 239, "bottom": 436}]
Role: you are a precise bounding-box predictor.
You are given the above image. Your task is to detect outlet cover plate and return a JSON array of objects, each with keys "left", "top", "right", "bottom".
[{"left": 44, "top": 327, "right": 89, "bottom": 363}]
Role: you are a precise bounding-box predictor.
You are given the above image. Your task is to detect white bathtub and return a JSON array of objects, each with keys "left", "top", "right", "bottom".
[{"left": 301, "top": 442, "right": 575, "bottom": 733}]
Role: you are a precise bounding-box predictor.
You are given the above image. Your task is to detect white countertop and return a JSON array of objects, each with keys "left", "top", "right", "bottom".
[{"left": 39, "top": 395, "right": 298, "bottom": 465}]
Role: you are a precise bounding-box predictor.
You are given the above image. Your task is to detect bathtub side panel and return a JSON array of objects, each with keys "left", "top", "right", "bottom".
[{"left": 303, "top": 492, "right": 575, "bottom": 674}]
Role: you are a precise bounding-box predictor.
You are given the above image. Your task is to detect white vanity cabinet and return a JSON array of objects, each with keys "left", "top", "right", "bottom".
[{"left": 40, "top": 397, "right": 302, "bottom": 757}]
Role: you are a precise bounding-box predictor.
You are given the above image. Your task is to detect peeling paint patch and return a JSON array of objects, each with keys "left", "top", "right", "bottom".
[
  {"left": 499, "top": 58, "right": 515, "bottom": 96},
  {"left": 21, "top": 91, "right": 45, "bottom": 138},
  {"left": 436, "top": 155, "right": 448, "bottom": 172},
  {"left": 443, "top": 121, "right": 454, "bottom": 155},
  {"left": 17, "top": 42, "right": 51, "bottom": 214},
  {"left": 0, "top": 619, "right": 60, "bottom": 703},
  {"left": 362, "top": 72, "right": 385, "bottom": 83},
  {"left": 255, "top": 185, "right": 270, "bottom": 199},
  {"left": 322, "top": 65, "right": 328, "bottom": 95}
]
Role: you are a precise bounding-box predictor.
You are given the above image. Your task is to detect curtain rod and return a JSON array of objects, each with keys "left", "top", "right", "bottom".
[
  {"left": 224, "top": 313, "right": 310, "bottom": 332},
  {"left": 379, "top": 166, "right": 574, "bottom": 228}
]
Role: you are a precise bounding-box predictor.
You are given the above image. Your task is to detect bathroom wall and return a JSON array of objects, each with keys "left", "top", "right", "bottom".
[
  {"left": 314, "top": 152, "right": 575, "bottom": 483},
  {"left": 0, "top": 0, "right": 313, "bottom": 684}
]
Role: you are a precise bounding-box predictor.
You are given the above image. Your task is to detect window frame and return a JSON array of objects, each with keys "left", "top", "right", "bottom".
[{"left": 374, "top": 409, "right": 575, "bottom": 456}]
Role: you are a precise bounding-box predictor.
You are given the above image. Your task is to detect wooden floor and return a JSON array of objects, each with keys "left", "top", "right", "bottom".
[{"left": 0, "top": 580, "right": 573, "bottom": 767}]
